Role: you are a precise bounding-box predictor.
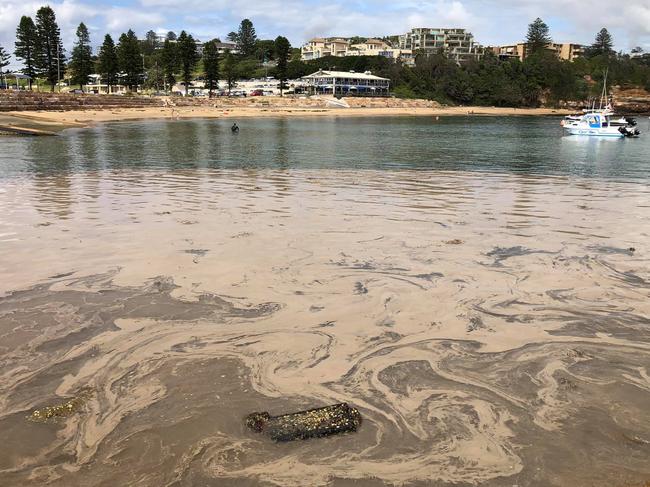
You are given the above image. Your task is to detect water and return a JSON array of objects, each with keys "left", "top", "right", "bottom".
[
  {"left": 1, "top": 116, "right": 649, "bottom": 178},
  {"left": 1, "top": 116, "right": 650, "bottom": 487}
]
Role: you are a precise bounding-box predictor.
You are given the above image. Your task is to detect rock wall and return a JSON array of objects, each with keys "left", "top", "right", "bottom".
[
  {"left": 0, "top": 91, "right": 163, "bottom": 112},
  {"left": 169, "top": 95, "right": 442, "bottom": 110},
  {"left": 1, "top": 91, "right": 441, "bottom": 112},
  {"left": 612, "top": 86, "right": 650, "bottom": 114}
]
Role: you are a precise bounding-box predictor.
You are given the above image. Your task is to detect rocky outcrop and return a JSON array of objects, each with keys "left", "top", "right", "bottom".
[{"left": 612, "top": 86, "right": 650, "bottom": 114}]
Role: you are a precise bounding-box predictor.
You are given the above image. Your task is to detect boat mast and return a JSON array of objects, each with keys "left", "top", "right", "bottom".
[{"left": 599, "top": 68, "right": 608, "bottom": 111}]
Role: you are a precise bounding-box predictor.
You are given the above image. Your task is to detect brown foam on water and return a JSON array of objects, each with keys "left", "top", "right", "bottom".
[{"left": 0, "top": 169, "right": 649, "bottom": 486}]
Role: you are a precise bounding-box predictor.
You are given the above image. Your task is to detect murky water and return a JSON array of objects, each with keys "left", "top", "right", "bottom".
[{"left": 1, "top": 117, "right": 650, "bottom": 487}]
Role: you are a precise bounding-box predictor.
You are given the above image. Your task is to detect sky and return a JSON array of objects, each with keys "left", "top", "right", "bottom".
[{"left": 1, "top": 0, "right": 649, "bottom": 68}]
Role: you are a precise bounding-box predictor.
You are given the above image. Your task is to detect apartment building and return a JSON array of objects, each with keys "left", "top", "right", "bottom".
[
  {"left": 492, "top": 43, "right": 584, "bottom": 62},
  {"left": 301, "top": 37, "right": 414, "bottom": 65},
  {"left": 301, "top": 38, "right": 351, "bottom": 60},
  {"left": 397, "top": 28, "right": 482, "bottom": 64},
  {"left": 346, "top": 39, "right": 414, "bottom": 65}
]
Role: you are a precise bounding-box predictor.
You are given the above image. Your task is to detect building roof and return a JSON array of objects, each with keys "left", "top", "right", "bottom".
[{"left": 302, "top": 70, "right": 389, "bottom": 81}]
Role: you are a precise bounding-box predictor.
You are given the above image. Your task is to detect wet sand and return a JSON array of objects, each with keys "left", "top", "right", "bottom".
[
  {"left": 3, "top": 104, "right": 573, "bottom": 130},
  {"left": 1, "top": 166, "right": 649, "bottom": 486}
]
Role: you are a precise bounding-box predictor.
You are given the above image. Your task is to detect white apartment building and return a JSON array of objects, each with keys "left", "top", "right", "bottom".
[
  {"left": 301, "top": 38, "right": 350, "bottom": 60},
  {"left": 301, "top": 37, "right": 414, "bottom": 65},
  {"left": 398, "top": 28, "right": 482, "bottom": 64}
]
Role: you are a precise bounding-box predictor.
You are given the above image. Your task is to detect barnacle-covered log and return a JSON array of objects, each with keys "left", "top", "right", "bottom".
[
  {"left": 245, "top": 403, "right": 362, "bottom": 441},
  {"left": 27, "top": 388, "right": 93, "bottom": 423}
]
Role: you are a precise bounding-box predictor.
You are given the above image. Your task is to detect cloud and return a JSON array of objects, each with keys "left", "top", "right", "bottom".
[
  {"left": 1, "top": 0, "right": 648, "bottom": 70},
  {"left": 0, "top": 0, "right": 166, "bottom": 68}
]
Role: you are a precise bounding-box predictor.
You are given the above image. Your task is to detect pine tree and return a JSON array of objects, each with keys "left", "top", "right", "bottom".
[
  {"left": 117, "top": 29, "right": 143, "bottom": 91},
  {"left": 202, "top": 40, "right": 220, "bottom": 97},
  {"left": 69, "top": 23, "right": 92, "bottom": 89},
  {"left": 35, "top": 6, "right": 66, "bottom": 91},
  {"left": 161, "top": 39, "right": 178, "bottom": 91},
  {"left": 144, "top": 30, "right": 158, "bottom": 55},
  {"left": 0, "top": 45, "right": 10, "bottom": 71},
  {"left": 98, "top": 34, "right": 118, "bottom": 93},
  {"left": 526, "top": 18, "right": 551, "bottom": 55},
  {"left": 15, "top": 16, "right": 38, "bottom": 89},
  {"left": 274, "top": 36, "right": 291, "bottom": 96},
  {"left": 166, "top": 31, "right": 177, "bottom": 41},
  {"left": 177, "top": 30, "right": 199, "bottom": 95},
  {"left": 589, "top": 28, "right": 614, "bottom": 57},
  {"left": 223, "top": 51, "right": 237, "bottom": 93},
  {"left": 236, "top": 19, "right": 257, "bottom": 57}
]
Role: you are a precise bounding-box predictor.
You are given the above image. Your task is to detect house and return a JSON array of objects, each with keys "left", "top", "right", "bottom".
[{"left": 302, "top": 69, "right": 390, "bottom": 97}]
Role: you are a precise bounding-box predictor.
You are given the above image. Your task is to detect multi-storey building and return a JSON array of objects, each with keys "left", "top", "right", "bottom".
[
  {"left": 345, "top": 39, "right": 414, "bottom": 65},
  {"left": 397, "top": 28, "right": 482, "bottom": 64},
  {"left": 301, "top": 38, "right": 351, "bottom": 60},
  {"left": 492, "top": 43, "right": 584, "bottom": 62},
  {"left": 301, "top": 37, "right": 414, "bottom": 65}
]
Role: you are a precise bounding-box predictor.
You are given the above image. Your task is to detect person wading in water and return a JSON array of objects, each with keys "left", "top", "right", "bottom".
[{"left": 231, "top": 123, "right": 239, "bottom": 133}]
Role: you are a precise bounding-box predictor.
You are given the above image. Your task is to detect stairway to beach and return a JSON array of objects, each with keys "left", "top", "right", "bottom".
[{"left": 0, "top": 91, "right": 163, "bottom": 112}]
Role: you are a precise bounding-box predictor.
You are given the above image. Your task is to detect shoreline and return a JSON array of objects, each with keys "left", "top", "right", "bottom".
[{"left": 2, "top": 105, "right": 573, "bottom": 131}]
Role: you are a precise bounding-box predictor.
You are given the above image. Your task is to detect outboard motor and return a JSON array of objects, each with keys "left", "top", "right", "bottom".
[
  {"left": 625, "top": 116, "right": 637, "bottom": 126},
  {"left": 619, "top": 126, "right": 641, "bottom": 137}
]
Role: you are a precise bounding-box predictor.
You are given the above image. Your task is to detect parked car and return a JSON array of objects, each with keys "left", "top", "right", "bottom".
[{"left": 249, "top": 89, "right": 264, "bottom": 97}]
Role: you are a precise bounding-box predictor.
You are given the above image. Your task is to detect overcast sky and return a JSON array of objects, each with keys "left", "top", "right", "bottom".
[{"left": 1, "top": 0, "right": 649, "bottom": 67}]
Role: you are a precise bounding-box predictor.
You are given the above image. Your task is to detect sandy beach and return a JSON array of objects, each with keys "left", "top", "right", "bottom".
[{"left": 1, "top": 96, "right": 573, "bottom": 130}]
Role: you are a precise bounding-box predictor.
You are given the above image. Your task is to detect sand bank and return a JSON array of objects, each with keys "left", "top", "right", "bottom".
[{"left": 4, "top": 103, "right": 572, "bottom": 129}]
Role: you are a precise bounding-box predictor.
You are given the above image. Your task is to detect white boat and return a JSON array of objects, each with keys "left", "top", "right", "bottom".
[
  {"left": 563, "top": 112, "right": 640, "bottom": 138},
  {"left": 562, "top": 69, "right": 640, "bottom": 138},
  {"left": 325, "top": 97, "right": 350, "bottom": 108}
]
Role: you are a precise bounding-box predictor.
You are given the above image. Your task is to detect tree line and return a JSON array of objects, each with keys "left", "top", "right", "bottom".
[
  {"left": 3, "top": 10, "right": 649, "bottom": 107},
  {"left": 3, "top": 6, "right": 293, "bottom": 96}
]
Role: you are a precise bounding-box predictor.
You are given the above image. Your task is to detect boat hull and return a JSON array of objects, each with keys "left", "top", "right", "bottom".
[{"left": 564, "top": 127, "right": 624, "bottom": 137}]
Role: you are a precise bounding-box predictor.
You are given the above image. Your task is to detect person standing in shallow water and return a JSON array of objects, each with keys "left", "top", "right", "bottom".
[{"left": 231, "top": 123, "right": 239, "bottom": 133}]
